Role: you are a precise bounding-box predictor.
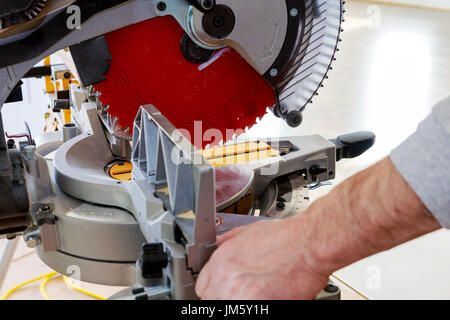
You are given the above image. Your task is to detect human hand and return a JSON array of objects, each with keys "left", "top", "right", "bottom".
[{"left": 195, "top": 217, "right": 329, "bottom": 299}]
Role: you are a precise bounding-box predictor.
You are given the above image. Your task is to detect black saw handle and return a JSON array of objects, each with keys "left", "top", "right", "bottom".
[{"left": 330, "top": 131, "right": 376, "bottom": 161}]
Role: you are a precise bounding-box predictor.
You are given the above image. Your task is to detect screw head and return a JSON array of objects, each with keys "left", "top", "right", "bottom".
[
  {"left": 290, "top": 8, "right": 299, "bottom": 17},
  {"left": 40, "top": 204, "right": 51, "bottom": 213},
  {"left": 324, "top": 283, "right": 339, "bottom": 293},
  {"left": 7, "top": 139, "right": 15, "bottom": 149},
  {"left": 156, "top": 1, "right": 166, "bottom": 11},
  {"left": 276, "top": 201, "right": 286, "bottom": 211},
  {"left": 201, "top": 0, "right": 214, "bottom": 10},
  {"left": 270, "top": 68, "right": 278, "bottom": 77}
]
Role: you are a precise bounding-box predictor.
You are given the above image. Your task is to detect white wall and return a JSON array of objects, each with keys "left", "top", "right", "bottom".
[
  {"left": 1, "top": 78, "right": 51, "bottom": 139},
  {"left": 358, "top": 0, "right": 450, "bottom": 10},
  {"left": 1, "top": 55, "right": 63, "bottom": 139}
]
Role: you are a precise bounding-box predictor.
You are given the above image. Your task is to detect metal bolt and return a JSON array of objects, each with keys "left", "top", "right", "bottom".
[
  {"left": 201, "top": 0, "right": 214, "bottom": 10},
  {"left": 40, "top": 204, "right": 51, "bottom": 213},
  {"left": 36, "top": 203, "right": 56, "bottom": 226},
  {"left": 276, "top": 201, "right": 286, "bottom": 211},
  {"left": 286, "top": 110, "right": 303, "bottom": 128},
  {"left": 324, "top": 283, "right": 339, "bottom": 293},
  {"left": 25, "top": 237, "right": 38, "bottom": 248},
  {"left": 7, "top": 139, "right": 15, "bottom": 149},
  {"left": 270, "top": 68, "right": 278, "bottom": 77},
  {"left": 157, "top": 2, "right": 166, "bottom": 11},
  {"left": 24, "top": 228, "right": 41, "bottom": 248},
  {"left": 24, "top": 145, "right": 36, "bottom": 161},
  {"left": 290, "top": 8, "right": 298, "bottom": 17}
]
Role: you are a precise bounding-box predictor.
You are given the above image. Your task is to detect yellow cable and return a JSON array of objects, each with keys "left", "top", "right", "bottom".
[
  {"left": 63, "top": 276, "right": 107, "bottom": 300},
  {"left": 39, "top": 272, "right": 58, "bottom": 300},
  {"left": 1, "top": 271, "right": 105, "bottom": 300},
  {"left": 0, "top": 271, "right": 57, "bottom": 300}
]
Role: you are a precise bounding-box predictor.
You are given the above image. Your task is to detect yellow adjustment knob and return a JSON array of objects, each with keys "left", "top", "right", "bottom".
[{"left": 109, "top": 162, "right": 133, "bottom": 181}]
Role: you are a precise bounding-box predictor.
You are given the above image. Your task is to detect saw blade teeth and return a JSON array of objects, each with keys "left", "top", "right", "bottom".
[
  {"left": 24, "top": 0, "right": 48, "bottom": 20},
  {"left": 274, "top": 0, "right": 344, "bottom": 120},
  {"left": 99, "top": 105, "right": 110, "bottom": 116},
  {"left": 89, "top": 86, "right": 102, "bottom": 98},
  {"left": 106, "top": 113, "right": 113, "bottom": 127}
]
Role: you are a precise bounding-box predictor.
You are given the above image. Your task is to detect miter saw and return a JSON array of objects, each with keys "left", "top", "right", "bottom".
[{"left": 0, "top": 0, "right": 375, "bottom": 300}]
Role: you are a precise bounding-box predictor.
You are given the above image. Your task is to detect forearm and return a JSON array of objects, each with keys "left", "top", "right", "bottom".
[{"left": 292, "top": 157, "right": 440, "bottom": 277}]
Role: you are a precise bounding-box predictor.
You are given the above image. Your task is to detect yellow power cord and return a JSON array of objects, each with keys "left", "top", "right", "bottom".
[
  {"left": 1, "top": 271, "right": 106, "bottom": 300},
  {"left": 39, "top": 272, "right": 59, "bottom": 300},
  {"left": 63, "top": 276, "right": 106, "bottom": 300},
  {"left": 0, "top": 271, "right": 56, "bottom": 300}
]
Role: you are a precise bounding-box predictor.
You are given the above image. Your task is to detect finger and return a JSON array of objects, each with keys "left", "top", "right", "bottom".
[
  {"left": 216, "top": 225, "right": 249, "bottom": 246},
  {"left": 195, "top": 259, "right": 214, "bottom": 298},
  {"left": 200, "top": 274, "right": 227, "bottom": 300}
]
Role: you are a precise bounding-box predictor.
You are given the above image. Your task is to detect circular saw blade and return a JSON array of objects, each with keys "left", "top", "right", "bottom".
[
  {"left": 272, "top": 0, "right": 345, "bottom": 117},
  {"left": 93, "top": 16, "right": 276, "bottom": 149}
]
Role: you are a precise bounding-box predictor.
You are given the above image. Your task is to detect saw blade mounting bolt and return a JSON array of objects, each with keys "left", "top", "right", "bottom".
[
  {"left": 202, "top": 5, "right": 235, "bottom": 39},
  {"left": 180, "top": 34, "right": 215, "bottom": 64}
]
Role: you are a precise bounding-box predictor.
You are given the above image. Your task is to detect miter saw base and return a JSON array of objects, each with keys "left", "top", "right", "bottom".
[{"left": 6, "top": 83, "right": 373, "bottom": 299}]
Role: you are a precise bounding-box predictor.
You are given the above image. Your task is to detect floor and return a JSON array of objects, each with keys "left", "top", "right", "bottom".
[{"left": 1, "top": 0, "right": 450, "bottom": 299}]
